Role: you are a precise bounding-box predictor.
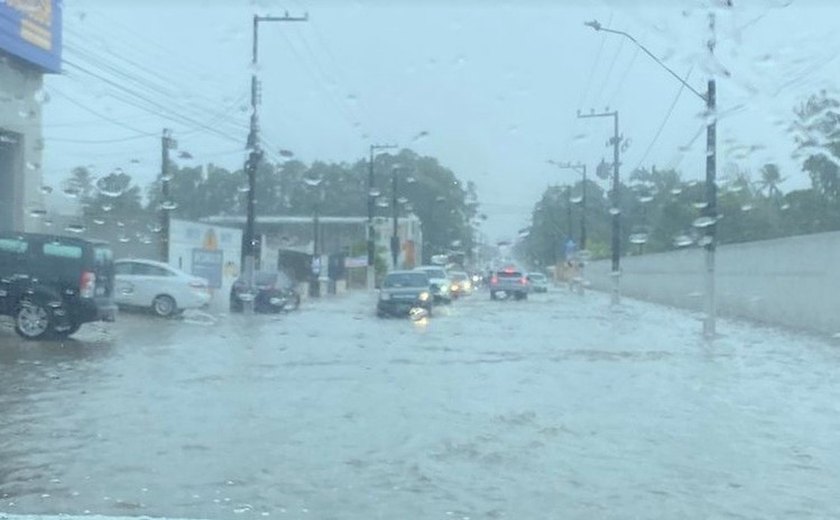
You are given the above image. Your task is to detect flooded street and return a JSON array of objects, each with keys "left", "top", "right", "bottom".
[{"left": 2, "top": 290, "right": 840, "bottom": 519}]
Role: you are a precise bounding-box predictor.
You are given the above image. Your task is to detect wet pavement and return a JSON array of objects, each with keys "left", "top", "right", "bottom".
[{"left": 2, "top": 288, "right": 840, "bottom": 519}]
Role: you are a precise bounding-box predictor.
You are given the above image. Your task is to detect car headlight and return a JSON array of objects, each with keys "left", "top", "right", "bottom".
[
  {"left": 418, "top": 291, "right": 430, "bottom": 302},
  {"left": 380, "top": 292, "right": 391, "bottom": 301},
  {"left": 451, "top": 284, "right": 459, "bottom": 291}
]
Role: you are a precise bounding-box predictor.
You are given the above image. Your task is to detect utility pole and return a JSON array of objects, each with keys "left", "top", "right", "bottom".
[
  {"left": 391, "top": 167, "right": 400, "bottom": 269},
  {"left": 159, "top": 128, "right": 176, "bottom": 263},
  {"left": 584, "top": 8, "right": 726, "bottom": 336},
  {"left": 242, "top": 12, "right": 307, "bottom": 306},
  {"left": 578, "top": 109, "right": 621, "bottom": 305},
  {"left": 367, "top": 143, "right": 397, "bottom": 286},
  {"left": 547, "top": 160, "right": 588, "bottom": 250},
  {"left": 565, "top": 186, "right": 573, "bottom": 242}
]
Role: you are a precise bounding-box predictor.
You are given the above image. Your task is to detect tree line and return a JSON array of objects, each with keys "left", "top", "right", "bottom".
[
  {"left": 59, "top": 148, "right": 481, "bottom": 264},
  {"left": 520, "top": 89, "right": 840, "bottom": 267}
]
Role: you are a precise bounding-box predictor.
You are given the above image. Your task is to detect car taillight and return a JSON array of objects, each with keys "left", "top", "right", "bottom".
[
  {"left": 491, "top": 276, "right": 498, "bottom": 284},
  {"left": 520, "top": 277, "right": 527, "bottom": 285},
  {"left": 80, "top": 271, "right": 96, "bottom": 298}
]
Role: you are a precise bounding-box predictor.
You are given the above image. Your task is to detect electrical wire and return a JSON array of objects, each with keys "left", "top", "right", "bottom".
[{"left": 633, "top": 66, "right": 693, "bottom": 171}]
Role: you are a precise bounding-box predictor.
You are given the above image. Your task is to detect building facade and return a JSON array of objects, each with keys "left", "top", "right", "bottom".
[{"left": 0, "top": 0, "right": 62, "bottom": 232}]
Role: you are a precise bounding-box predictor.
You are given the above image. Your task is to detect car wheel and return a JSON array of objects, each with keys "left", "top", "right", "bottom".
[
  {"left": 14, "top": 299, "right": 53, "bottom": 340},
  {"left": 152, "top": 295, "right": 177, "bottom": 317}
]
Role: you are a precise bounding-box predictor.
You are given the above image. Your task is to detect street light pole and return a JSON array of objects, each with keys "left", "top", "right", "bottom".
[
  {"left": 584, "top": 11, "right": 724, "bottom": 337},
  {"left": 547, "top": 160, "right": 588, "bottom": 250},
  {"left": 367, "top": 143, "right": 397, "bottom": 287},
  {"left": 242, "top": 12, "right": 307, "bottom": 310},
  {"left": 577, "top": 110, "right": 621, "bottom": 305}
]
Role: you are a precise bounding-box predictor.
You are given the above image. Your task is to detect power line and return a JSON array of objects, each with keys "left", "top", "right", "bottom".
[{"left": 633, "top": 67, "right": 693, "bottom": 171}]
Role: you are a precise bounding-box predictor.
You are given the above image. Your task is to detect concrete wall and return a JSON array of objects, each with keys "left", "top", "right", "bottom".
[
  {"left": 585, "top": 231, "right": 840, "bottom": 335},
  {"left": 0, "top": 53, "right": 44, "bottom": 232}
]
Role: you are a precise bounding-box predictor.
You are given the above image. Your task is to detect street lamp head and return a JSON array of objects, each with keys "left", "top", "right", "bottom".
[{"left": 584, "top": 19, "right": 602, "bottom": 31}]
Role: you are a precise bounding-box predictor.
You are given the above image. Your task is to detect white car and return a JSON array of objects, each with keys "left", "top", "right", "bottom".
[
  {"left": 413, "top": 265, "right": 452, "bottom": 304},
  {"left": 114, "top": 258, "right": 211, "bottom": 317}
]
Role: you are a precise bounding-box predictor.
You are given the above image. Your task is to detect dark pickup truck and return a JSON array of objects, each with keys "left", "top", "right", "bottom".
[{"left": 0, "top": 232, "right": 117, "bottom": 340}]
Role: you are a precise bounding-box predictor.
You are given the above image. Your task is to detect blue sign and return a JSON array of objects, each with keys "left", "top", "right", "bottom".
[
  {"left": 0, "top": 0, "right": 63, "bottom": 73},
  {"left": 192, "top": 248, "right": 223, "bottom": 289}
]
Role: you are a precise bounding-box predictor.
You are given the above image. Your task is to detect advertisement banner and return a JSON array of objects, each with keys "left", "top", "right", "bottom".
[
  {"left": 0, "top": 0, "right": 62, "bottom": 73},
  {"left": 192, "top": 249, "right": 224, "bottom": 289}
]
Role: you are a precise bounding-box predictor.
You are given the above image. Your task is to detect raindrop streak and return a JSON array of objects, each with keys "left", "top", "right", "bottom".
[{"left": 693, "top": 216, "right": 716, "bottom": 228}]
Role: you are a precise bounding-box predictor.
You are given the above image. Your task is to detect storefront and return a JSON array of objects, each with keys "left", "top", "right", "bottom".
[{"left": 0, "top": 0, "right": 62, "bottom": 232}]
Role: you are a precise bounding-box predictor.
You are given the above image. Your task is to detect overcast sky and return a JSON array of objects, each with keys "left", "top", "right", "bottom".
[{"left": 41, "top": 0, "right": 840, "bottom": 241}]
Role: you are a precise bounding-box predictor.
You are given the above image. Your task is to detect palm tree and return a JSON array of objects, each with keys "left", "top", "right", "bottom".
[{"left": 756, "top": 163, "right": 785, "bottom": 200}]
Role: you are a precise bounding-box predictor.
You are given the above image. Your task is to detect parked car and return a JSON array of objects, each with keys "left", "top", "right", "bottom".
[
  {"left": 449, "top": 271, "right": 473, "bottom": 297},
  {"left": 0, "top": 232, "right": 117, "bottom": 340},
  {"left": 527, "top": 272, "right": 549, "bottom": 293},
  {"left": 413, "top": 265, "right": 452, "bottom": 304},
  {"left": 114, "top": 258, "right": 210, "bottom": 317},
  {"left": 377, "top": 270, "right": 432, "bottom": 318},
  {"left": 489, "top": 267, "right": 530, "bottom": 300},
  {"left": 230, "top": 271, "right": 300, "bottom": 313}
]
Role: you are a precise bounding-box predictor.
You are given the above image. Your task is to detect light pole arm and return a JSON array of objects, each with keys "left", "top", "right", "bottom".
[{"left": 585, "top": 21, "right": 706, "bottom": 102}]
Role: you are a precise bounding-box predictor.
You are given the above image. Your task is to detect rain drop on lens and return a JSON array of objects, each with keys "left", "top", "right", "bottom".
[
  {"left": 629, "top": 233, "right": 648, "bottom": 245},
  {"left": 673, "top": 235, "right": 694, "bottom": 247},
  {"left": 376, "top": 199, "right": 389, "bottom": 208},
  {"left": 639, "top": 195, "right": 654, "bottom": 203},
  {"left": 692, "top": 216, "right": 716, "bottom": 228},
  {"left": 65, "top": 224, "right": 85, "bottom": 234},
  {"left": 29, "top": 209, "right": 46, "bottom": 218},
  {"left": 40, "top": 185, "right": 52, "bottom": 194},
  {"left": 741, "top": 204, "right": 753, "bottom": 212},
  {"left": 368, "top": 188, "right": 381, "bottom": 197},
  {"left": 159, "top": 200, "right": 178, "bottom": 211},
  {"left": 101, "top": 203, "right": 112, "bottom": 212},
  {"left": 118, "top": 236, "right": 130, "bottom": 243},
  {"left": 93, "top": 218, "right": 105, "bottom": 225},
  {"left": 670, "top": 188, "right": 682, "bottom": 195},
  {"left": 237, "top": 184, "right": 250, "bottom": 193},
  {"left": 692, "top": 201, "right": 709, "bottom": 209},
  {"left": 781, "top": 203, "right": 791, "bottom": 210},
  {"left": 608, "top": 207, "right": 621, "bottom": 216},
  {"left": 697, "top": 236, "right": 713, "bottom": 246}
]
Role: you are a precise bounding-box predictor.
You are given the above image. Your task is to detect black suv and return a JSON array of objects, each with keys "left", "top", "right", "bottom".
[{"left": 0, "top": 232, "right": 117, "bottom": 340}]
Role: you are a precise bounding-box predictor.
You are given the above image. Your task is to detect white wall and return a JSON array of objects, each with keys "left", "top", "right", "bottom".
[
  {"left": 0, "top": 57, "right": 44, "bottom": 232},
  {"left": 585, "top": 232, "right": 840, "bottom": 335}
]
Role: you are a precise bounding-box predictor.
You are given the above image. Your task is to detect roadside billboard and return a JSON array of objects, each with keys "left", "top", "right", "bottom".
[
  {"left": 169, "top": 219, "right": 241, "bottom": 289},
  {"left": 0, "top": 0, "right": 63, "bottom": 73}
]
